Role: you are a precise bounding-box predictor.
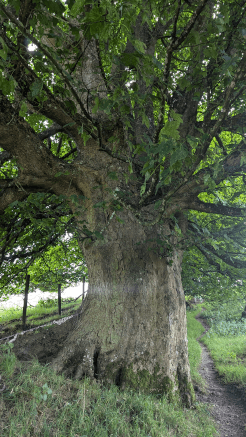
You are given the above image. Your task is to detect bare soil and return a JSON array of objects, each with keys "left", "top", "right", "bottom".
[{"left": 196, "top": 314, "right": 246, "bottom": 437}]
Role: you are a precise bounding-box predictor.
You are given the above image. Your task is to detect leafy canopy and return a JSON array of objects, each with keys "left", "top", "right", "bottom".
[{"left": 1, "top": 0, "right": 246, "bottom": 299}]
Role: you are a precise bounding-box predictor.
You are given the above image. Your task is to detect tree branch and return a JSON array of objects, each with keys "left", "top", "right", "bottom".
[
  {"left": 195, "top": 242, "right": 234, "bottom": 279},
  {"left": 38, "top": 123, "right": 64, "bottom": 141},
  {"left": 187, "top": 199, "right": 246, "bottom": 217},
  {"left": 0, "top": 3, "right": 93, "bottom": 123}
]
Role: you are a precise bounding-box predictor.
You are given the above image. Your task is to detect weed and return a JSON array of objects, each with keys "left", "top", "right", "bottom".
[{"left": 0, "top": 342, "right": 16, "bottom": 377}]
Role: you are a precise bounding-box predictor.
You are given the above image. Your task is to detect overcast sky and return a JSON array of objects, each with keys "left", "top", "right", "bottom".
[{"left": 0, "top": 282, "right": 88, "bottom": 310}]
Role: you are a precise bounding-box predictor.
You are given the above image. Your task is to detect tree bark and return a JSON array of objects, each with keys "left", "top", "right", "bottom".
[
  {"left": 51, "top": 212, "right": 194, "bottom": 406},
  {"left": 58, "top": 284, "right": 62, "bottom": 316}
]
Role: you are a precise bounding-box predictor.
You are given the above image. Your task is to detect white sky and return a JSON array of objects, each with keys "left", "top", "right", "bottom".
[{"left": 0, "top": 282, "right": 88, "bottom": 311}]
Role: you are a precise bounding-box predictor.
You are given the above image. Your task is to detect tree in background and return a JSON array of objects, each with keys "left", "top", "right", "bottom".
[
  {"left": 1, "top": 0, "right": 246, "bottom": 405},
  {"left": 0, "top": 192, "right": 87, "bottom": 298}
]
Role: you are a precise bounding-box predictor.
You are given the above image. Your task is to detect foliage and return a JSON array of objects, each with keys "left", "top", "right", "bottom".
[
  {"left": 36, "top": 297, "right": 75, "bottom": 308},
  {"left": 201, "top": 298, "right": 246, "bottom": 335},
  {"left": 1, "top": 1, "right": 246, "bottom": 302},
  {"left": 202, "top": 298, "right": 245, "bottom": 322},
  {"left": 0, "top": 193, "right": 87, "bottom": 297},
  {"left": 208, "top": 320, "right": 246, "bottom": 336}
]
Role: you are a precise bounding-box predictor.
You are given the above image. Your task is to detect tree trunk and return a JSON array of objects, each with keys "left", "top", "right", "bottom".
[
  {"left": 58, "top": 284, "right": 62, "bottom": 316},
  {"left": 22, "top": 274, "right": 30, "bottom": 331},
  {"left": 51, "top": 212, "right": 194, "bottom": 406}
]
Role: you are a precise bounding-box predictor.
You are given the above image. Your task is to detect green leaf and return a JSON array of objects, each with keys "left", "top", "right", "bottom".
[
  {"left": 115, "top": 215, "right": 124, "bottom": 224},
  {"left": 142, "top": 113, "right": 150, "bottom": 129},
  {"left": 19, "top": 102, "right": 28, "bottom": 117},
  {"left": 94, "top": 231, "right": 104, "bottom": 239},
  {"left": 0, "top": 75, "right": 16, "bottom": 95},
  {"left": 133, "top": 39, "right": 146, "bottom": 54},
  {"left": 128, "top": 162, "right": 133, "bottom": 174},
  {"left": 107, "top": 171, "right": 118, "bottom": 180},
  {"left": 92, "top": 96, "right": 99, "bottom": 114},
  {"left": 0, "top": 37, "right": 8, "bottom": 61},
  {"left": 161, "top": 111, "right": 183, "bottom": 140},
  {"left": 30, "top": 79, "right": 43, "bottom": 98},
  {"left": 170, "top": 146, "right": 188, "bottom": 167}
]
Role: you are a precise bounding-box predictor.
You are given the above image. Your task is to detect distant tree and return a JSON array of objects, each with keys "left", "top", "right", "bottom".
[
  {"left": 1, "top": 0, "right": 246, "bottom": 405},
  {"left": 0, "top": 192, "right": 87, "bottom": 297}
]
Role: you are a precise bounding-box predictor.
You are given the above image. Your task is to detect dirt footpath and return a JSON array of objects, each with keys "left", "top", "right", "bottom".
[{"left": 196, "top": 315, "right": 246, "bottom": 437}]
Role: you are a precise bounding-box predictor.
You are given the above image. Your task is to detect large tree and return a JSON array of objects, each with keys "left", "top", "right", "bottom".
[{"left": 1, "top": 0, "right": 246, "bottom": 406}]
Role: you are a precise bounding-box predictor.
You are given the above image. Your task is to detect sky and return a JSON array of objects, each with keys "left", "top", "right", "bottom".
[{"left": 0, "top": 282, "right": 88, "bottom": 310}]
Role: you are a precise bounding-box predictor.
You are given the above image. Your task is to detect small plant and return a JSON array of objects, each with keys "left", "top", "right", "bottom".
[
  {"left": 35, "top": 382, "right": 53, "bottom": 402},
  {"left": 37, "top": 298, "right": 57, "bottom": 308},
  {"left": 226, "top": 351, "right": 238, "bottom": 364},
  {"left": 0, "top": 342, "right": 16, "bottom": 377},
  {"left": 207, "top": 319, "right": 246, "bottom": 337}
]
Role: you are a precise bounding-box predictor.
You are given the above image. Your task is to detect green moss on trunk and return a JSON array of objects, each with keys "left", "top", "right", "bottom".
[{"left": 104, "top": 361, "right": 194, "bottom": 406}]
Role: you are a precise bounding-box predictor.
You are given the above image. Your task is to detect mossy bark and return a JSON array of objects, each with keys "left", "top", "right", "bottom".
[{"left": 51, "top": 212, "right": 194, "bottom": 407}]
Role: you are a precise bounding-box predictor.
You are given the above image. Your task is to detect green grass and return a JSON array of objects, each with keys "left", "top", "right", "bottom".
[
  {"left": 200, "top": 298, "right": 246, "bottom": 386},
  {"left": 202, "top": 331, "right": 246, "bottom": 385},
  {"left": 0, "top": 298, "right": 81, "bottom": 332},
  {"left": 0, "top": 299, "right": 81, "bottom": 322},
  {"left": 0, "top": 299, "right": 219, "bottom": 437},
  {"left": 187, "top": 304, "right": 206, "bottom": 388}
]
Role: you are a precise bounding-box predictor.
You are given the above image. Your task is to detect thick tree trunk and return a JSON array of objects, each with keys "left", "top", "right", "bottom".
[{"left": 51, "top": 213, "right": 194, "bottom": 406}]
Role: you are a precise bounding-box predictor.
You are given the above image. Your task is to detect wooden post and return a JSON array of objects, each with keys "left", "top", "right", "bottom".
[
  {"left": 22, "top": 274, "right": 30, "bottom": 331},
  {"left": 82, "top": 276, "right": 85, "bottom": 301},
  {"left": 58, "top": 284, "right": 62, "bottom": 315}
]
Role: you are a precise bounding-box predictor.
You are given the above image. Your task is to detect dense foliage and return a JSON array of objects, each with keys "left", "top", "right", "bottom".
[{"left": 1, "top": 0, "right": 246, "bottom": 299}]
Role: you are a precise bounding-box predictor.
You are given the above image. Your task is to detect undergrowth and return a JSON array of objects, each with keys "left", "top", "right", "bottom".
[
  {"left": 201, "top": 298, "right": 246, "bottom": 386},
  {"left": 0, "top": 299, "right": 218, "bottom": 436}
]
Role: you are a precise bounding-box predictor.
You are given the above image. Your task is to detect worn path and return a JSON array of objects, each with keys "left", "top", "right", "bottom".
[{"left": 196, "top": 314, "right": 246, "bottom": 437}]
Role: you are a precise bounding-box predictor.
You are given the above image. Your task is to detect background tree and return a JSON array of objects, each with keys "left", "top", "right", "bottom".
[
  {"left": 0, "top": 192, "right": 87, "bottom": 298},
  {"left": 1, "top": 0, "right": 246, "bottom": 406}
]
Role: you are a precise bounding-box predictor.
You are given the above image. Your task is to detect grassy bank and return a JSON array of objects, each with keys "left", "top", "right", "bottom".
[
  {"left": 0, "top": 298, "right": 81, "bottom": 338},
  {"left": 201, "top": 298, "right": 246, "bottom": 386},
  {"left": 0, "top": 299, "right": 218, "bottom": 437}
]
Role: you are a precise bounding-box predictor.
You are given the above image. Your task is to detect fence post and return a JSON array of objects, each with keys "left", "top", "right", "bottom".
[
  {"left": 82, "top": 276, "right": 85, "bottom": 301},
  {"left": 22, "top": 274, "right": 30, "bottom": 331},
  {"left": 58, "top": 284, "right": 61, "bottom": 315}
]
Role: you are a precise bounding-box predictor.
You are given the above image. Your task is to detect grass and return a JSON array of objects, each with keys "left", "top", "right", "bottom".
[
  {"left": 0, "top": 298, "right": 81, "bottom": 335},
  {"left": 200, "top": 298, "right": 246, "bottom": 386},
  {"left": 202, "top": 334, "right": 246, "bottom": 385},
  {"left": 186, "top": 304, "right": 206, "bottom": 389},
  {"left": 0, "top": 298, "right": 219, "bottom": 437}
]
